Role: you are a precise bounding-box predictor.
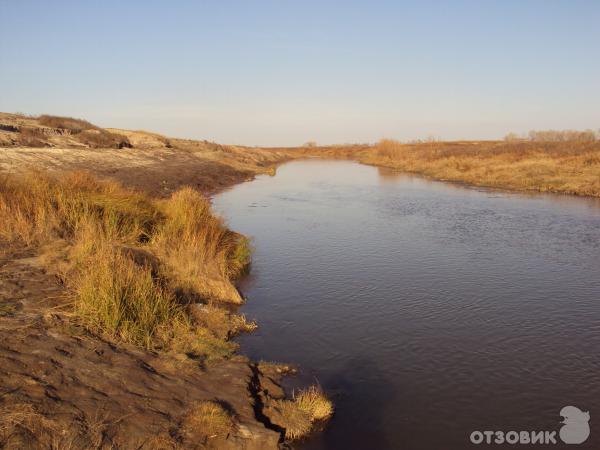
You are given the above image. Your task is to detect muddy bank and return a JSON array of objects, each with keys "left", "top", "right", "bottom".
[
  {"left": 0, "top": 245, "right": 299, "bottom": 449},
  {"left": 0, "top": 141, "right": 310, "bottom": 448}
]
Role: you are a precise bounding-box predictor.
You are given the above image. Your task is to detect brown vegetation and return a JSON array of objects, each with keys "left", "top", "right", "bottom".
[
  {"left": 15, "top": 127, "right": 47, "bottom": 147},
  {"left": 38, "top": 114, "right": 97, "bottom": 132},
  {"left": 1, "top": 113, "right": 132, "bottom": 149},
  {"left": 178, "top": 401, "right": 234, "bottom": 440},
  {"left": 76, "top": 128, "right": 132, "bottom": 148},
  {"left": 360, "top": 138, "right": 600, "bottom": 196},
  {"left": 265, "top": 386, "right": 334, "bottom": 440},
  {"left": 296, "top": 136, "right": 600, "bottom": 197},
  {"left": 506, "top": 129, "right": 599, "bottom": 143},
  {"left": 0, "top": 171, "right": 250, "bottom": 359}
]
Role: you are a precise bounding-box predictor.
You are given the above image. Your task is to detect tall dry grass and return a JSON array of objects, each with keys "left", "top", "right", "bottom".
[
  {"left": 0, "top": 171, "right": 251, "bottom": 358},
  {"left": 152, "top": 188, "right": 250, "bottom": 303},
  {"left": 360, "top": 139, "right": 600, "bottom": 196}
]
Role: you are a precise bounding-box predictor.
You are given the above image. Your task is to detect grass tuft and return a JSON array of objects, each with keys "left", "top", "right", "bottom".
[
  {"left": 180, "top": 401, "right": 234, "bottom": 438},
  {"left": 294, "top": 385, "right": 334, "bottom": 421},
  {"left": 266, "top": 385, "right": 333, "bottom": 440}
]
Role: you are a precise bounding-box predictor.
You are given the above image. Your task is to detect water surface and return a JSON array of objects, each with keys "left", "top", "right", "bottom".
[{"left": 214, "top": 160, "right": 600, "bottom": 450}]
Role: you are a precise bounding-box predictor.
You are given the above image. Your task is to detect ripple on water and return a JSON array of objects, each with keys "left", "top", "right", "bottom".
[{"left": 215, "top": 160, "right": 600, "bottom": 450}]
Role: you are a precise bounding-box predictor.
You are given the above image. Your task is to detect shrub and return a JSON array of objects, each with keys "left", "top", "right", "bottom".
[
  {"left": 16, "top": 127, "right": 47, "bottom": 147},
  {"left": 77, "top": 129, "right": 132, "bottom": 149},
  {"left": 527, "top": 129, "right": 597, "bottom": 142},
  {"left": 38, "top": 114, "right": 97, "bottom": 133}
]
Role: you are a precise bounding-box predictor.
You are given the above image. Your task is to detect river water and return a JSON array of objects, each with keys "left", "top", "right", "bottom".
[{"left": 213, "top": 160, "right": 600, "bottom": 450}]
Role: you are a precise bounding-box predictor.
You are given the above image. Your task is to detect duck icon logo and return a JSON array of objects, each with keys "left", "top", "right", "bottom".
[{"left": 559, "top": 406, "right": 590, "bottom": 444}]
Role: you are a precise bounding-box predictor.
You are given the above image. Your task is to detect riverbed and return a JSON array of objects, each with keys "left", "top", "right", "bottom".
[{"left": 214, "top": 160, "right": 600, "bottom": 450}]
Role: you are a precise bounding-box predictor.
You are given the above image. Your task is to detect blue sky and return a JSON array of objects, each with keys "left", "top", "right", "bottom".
[{"left": 1, "top": 1, "right": 599, "bottom": 146}]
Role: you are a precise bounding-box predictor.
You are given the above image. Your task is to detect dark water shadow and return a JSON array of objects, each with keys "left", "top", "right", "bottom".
[{"left": 302, "top": 356, "right": 398, "bottom": 450}]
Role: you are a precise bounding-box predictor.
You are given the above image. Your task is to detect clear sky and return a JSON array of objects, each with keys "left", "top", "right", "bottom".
[{"left": 1, "top": 1, "right": 599, "bottom": 146}]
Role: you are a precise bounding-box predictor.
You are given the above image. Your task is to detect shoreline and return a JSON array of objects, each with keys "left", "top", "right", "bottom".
[{"left": 0, "top": 144, "right": 322, "bottom": 448}]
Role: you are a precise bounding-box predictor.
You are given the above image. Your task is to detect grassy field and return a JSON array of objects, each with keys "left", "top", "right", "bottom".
[
  {"left": 366, "top": 139, "right": 600, "bottom": 197},
  {"left": 299, "top": 138, "right": 600, "bottom": 197}
]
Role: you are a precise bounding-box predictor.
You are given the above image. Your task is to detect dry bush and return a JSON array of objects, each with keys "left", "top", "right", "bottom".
[
  {"left": 38, "top": 114, "right": 97, "bottom": 133},
  {"left": 266, "top": 385, "right": 333, "bottom": 440},
  {"left": 36, "top": 115, "right": 132, "bottom": 148},
  {"left": 77, "top": 129, "right": 132, "bottom": 149},
  {"left": 528, "top": 129, "right": 597, "bottom": 142},
  {"left": 0, "top": 171, "right": 252, "bottom": 359},
  {"left": 16, "top": 127, "right": 47, "bottom": 147}
]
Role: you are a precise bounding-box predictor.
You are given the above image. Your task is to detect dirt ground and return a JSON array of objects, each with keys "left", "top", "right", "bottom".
[
  {"left": 0, "top": 248, "right": 288, "bottom": 449},
  {"left": 0, "top": 145, "right": 287, "bottom": 198}
]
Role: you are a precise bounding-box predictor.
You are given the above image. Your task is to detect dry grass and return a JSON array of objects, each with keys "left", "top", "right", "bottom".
[
  {"left": 292, "top": 137, "right": 600, "bottom": 197},
  {"left": 0, "top": 171, "right": 252, "bottom": 359},
  {"left": 16, "top": 127, "right": 47, "bottom": 147},
  {"left": 19, "top": 115, "right": 132, "bottom": 149},
  {"left": 294, "top": 386, "right": 334, "bottom": 421},
  {"left": 355, "top": 139, "right": 600, "bottom": 197},
  {"left": 152, "top": 188, "right": 250, "bottom": 303},
  {"left": 0, "top": 402, "right": 119, "bottom": 449},
  {"left": 179, "top": 401, "right": 233, "bottom": 439},
  {"left": 38, "top": 114, "right": 97, "bottom": 132},
  {"left": 189, "top": 304, "right": 257, "bottom": 340},
  {"left": 0, "top": 301, "right": 17, "bottom": 317},
  {"left": 0, "top": 403, "right": 55, "bottom": 448},
  {"left": 76, "top": 129, "right": 132, "bottom": 149},
  {"left": 266, "top": 385, "right": 333, "bottom": 440},
  {"left": 269, "top": 400, "right": 312, "bottom": 440}
]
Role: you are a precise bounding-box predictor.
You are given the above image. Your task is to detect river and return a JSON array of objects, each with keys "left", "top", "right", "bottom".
[{"left": 213, "top": 159, "right": 600, "bottom": 450}]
